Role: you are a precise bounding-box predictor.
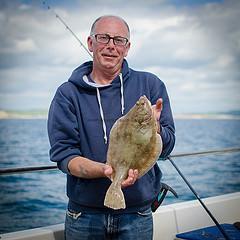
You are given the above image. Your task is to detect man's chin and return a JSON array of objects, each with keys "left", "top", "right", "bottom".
[
  {"left": 101, "top": 61, "right": 118, "bottom": 69},
  {"left": 99, "top": 57, "right": 123, "bottom": 71}
]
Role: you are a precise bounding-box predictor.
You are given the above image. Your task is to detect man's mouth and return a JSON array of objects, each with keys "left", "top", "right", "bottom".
[{"left": 102, "top": 54, "right": 118, "bottom": 58}]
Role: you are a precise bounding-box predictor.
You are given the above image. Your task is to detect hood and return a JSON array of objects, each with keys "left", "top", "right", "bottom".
[{"left": 68, "top": 59, "right": 130, "bottom": 90}]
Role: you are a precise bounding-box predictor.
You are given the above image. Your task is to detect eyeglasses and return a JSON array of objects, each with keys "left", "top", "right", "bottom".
[{"left": 92, "top": 34, "right": 128, "bottom": 46}]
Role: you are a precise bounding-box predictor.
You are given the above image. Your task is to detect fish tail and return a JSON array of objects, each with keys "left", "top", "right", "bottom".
[{"left": 104, "top": 183, "right": 126, "bottom": 210}]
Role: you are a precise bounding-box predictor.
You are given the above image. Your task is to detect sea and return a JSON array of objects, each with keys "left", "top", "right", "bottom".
[{"left": 0, "top": 118, "right": 240, "bottom": 234}]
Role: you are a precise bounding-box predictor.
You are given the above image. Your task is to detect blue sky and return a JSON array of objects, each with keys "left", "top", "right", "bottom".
[{"left": 0, "top": 0, "right": 239, "bottom": 114}]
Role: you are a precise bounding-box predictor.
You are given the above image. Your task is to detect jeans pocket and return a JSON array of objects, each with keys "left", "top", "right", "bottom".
[
  {"left": 66, "top": 209, "right": 82, "bottom": 220},
  {"left": 137, "top": 208, "right": 152, "bottom": 217}
]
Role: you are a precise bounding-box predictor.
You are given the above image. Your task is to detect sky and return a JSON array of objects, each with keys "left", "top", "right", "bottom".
[{"left": 0, "top": 0, "right": 239, "bottom": 114}]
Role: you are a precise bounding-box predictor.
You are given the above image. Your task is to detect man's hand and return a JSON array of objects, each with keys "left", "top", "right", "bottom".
[
  {"left": 103, "top": 164, "right": 113, "bottom": 179},
  {"left": 152, "top": 98, "right": 163, "bottom": 133},
  {"left": 68, "top": 158, "right": 139, "bottom": 187},
  {"left": 104, "top": 166, "right": 138, "bottom": 188},
  {"left": 121, "top": 169, "right": 138, "bottom": 188}
]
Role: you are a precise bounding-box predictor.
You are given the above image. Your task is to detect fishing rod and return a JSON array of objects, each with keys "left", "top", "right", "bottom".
[
  {"left": 167, "top": 156, "right": 231, "bottom": 240},
  {"left": 42, "top": 1, "right": 93, "bottom": 58}
]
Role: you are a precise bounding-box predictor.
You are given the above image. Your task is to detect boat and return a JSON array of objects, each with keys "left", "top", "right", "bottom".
[
  {"left": 1, "top": 148, "right": 240, "bottom": 240},
  {"left": 0, "top": 192, "right": 239, "bottom": 240}
]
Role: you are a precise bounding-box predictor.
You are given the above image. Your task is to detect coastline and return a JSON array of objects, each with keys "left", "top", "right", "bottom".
[
  {"left": 0, "top": 110, "right": 48, "bottom": 120},
  {"left": 0, "top": 110, "right": 240, "bottom": 120},
  {"left": 173, "top": 113, "right": 240, "bottom": 120}
]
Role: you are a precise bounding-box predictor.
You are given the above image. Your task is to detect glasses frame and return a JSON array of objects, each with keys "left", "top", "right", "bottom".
[{"left": 92, "top": 34, "right": 129, "bottom": 46}]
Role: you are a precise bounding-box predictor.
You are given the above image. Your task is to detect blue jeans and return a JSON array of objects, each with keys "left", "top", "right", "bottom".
[{"left": 65, "top": 208, "right": 153, "bottom": 240}]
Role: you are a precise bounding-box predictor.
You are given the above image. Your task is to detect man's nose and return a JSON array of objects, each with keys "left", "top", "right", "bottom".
[{"left": 107, "top": 38, "right": 115, "bottom": 48}]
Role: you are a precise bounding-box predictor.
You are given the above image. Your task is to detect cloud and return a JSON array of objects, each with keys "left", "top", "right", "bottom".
[
  {"left": 0, "top": 0, "right": 239, "bottom": 113},
  {"left": 128, "top": 0, "right": 240, "bottom": 113}
]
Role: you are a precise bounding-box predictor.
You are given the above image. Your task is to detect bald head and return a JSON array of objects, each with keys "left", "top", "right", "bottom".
[{"left": 90, "top": 15, "right": 130, "bottom": 39}]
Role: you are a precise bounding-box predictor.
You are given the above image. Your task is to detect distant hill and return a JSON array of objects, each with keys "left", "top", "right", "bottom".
[
  {"left": 174, "top": 110, "right": 240, "bottom": 120},
  {"left": 0, "top": 110, "right": 48, "bottom": 119},
  {"left": 0, "top": 109, "right": 240, "bottom": 120},
  {"left": 223, "top": 110, "right": 240, "bottom": 116}
]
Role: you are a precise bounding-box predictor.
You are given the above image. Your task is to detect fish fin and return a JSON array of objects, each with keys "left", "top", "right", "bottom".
[{"left": 104, "top": 183, "right": 126, "bottom": 210}]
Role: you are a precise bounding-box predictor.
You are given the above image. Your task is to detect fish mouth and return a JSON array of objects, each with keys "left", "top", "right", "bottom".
[{"left": 137, "top": 96, "right": 151, "bottom": 106}]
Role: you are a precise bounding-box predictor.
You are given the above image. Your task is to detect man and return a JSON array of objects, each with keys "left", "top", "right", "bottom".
[{"left": 48, "top": 15, "right": 175, "bottom": 240}]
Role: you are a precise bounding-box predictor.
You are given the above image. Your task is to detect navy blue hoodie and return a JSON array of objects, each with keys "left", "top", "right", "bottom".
[{"left": 48, "top": 59, "right": 175, "bottom": 213}]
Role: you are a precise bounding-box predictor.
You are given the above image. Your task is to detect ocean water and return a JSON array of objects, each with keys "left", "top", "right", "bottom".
[{"left": 0, "top": 118, "right": 240, "bottom": 234}]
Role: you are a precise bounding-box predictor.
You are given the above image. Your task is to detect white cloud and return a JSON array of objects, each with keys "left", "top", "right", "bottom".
[{"left": 15, "top": 38, "right": 37, "bottom": 53}]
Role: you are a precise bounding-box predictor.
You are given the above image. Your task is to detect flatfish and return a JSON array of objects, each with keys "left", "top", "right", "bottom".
[{"left": 104, "top": 95, "right": 162, "bottom": 210}]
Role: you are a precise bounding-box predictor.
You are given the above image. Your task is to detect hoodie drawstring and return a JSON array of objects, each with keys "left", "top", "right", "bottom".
[
  {"left": 96, "top": 73, "right": 124, "bottom": 144},
  {"left": 119, "top": 73, "right": 125, "bottom": 115},
  {"left": 96, "top": 88, "right": 108, "bottom": 144}
]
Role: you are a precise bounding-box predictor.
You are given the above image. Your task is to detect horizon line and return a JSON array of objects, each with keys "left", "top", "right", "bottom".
[{"left": 0, "top": 110, "right": 240, "bottom": 120}]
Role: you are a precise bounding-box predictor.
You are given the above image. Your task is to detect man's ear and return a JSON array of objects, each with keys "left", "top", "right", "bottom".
[
  {"left": 87, "top": 36, "right": 93, "bottom": 52},
  {"left": 124, "top": 42, "right": 131, "bottom": 57}
]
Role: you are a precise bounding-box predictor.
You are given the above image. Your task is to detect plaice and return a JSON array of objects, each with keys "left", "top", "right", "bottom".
[{"left": 104, "top": 95, "right": 162, "bottom": 210}]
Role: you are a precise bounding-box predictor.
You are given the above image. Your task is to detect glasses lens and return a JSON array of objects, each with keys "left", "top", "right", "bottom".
[
  {"left": 96, "top": 34, "right": 109, "bottom": 43},
  {"left": 114, "top": 37, "right": 127, "bottom": 46}
]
